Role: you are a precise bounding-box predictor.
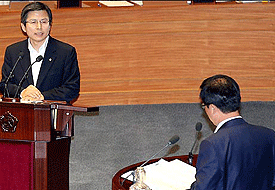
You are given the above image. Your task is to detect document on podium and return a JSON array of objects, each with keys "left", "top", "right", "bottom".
[
  {"left": 99, "top": 1, "right": 134, "bottom": 7},
  {"left": 122, "top": 158, "right": 196, "bottom": 190}
]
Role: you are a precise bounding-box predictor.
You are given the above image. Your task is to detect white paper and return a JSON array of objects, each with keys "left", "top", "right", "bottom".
[
  {"left": 130, "top": 1, "right": 143, "bottom": 6},
  {"left": 121, "top": 158, "right": 196, "bottom": 190},
  {"left": 99, "top": 1, "right": 134, "bottom": 7}
]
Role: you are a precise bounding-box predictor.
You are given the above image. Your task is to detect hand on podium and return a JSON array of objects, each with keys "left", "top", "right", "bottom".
[{"left": 21, "top": 85, "right": 44, "bottom": 102}]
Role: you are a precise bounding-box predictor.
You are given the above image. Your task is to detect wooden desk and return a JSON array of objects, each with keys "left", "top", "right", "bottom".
[{"left": 112, "top": 154, "right": 198, "bottom": 190}]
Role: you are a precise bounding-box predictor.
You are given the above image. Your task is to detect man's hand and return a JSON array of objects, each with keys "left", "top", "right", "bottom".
[{"left": 21, "top": 85, "right": 44, "bottom": 101}]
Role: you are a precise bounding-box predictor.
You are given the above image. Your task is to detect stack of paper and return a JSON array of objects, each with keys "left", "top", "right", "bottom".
[
  {"left": 130, "top": 1, "right": 143, "bottom": 6},
  {"left": 99, "top": 1, "right": 134, "bottom": 7},
  {"left": 122, "top": 159, "right": 196, "bottom": 190},
  {"left": 99, "top": 1, "right": 143, "bottom": 7}
]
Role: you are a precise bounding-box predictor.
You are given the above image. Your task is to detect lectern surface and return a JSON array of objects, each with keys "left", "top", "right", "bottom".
[{"left": 112, "top": 154, "right": 198, "bottom": 190}]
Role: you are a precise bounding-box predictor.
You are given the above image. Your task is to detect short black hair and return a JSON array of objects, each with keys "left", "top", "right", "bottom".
[
  {"left": 200, "top": 74, "right": 241, "bottom": 113},
  {"left": 21, "top": 2, "right": 52, "bottom": 26}
]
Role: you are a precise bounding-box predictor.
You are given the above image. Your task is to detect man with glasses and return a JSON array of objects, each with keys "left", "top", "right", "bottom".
[
  {"left": 190, "top": 74, "right": 275, "bottom": 189},
  {"left": 1, "top": 2, "right": 80, "bottom": 103}
]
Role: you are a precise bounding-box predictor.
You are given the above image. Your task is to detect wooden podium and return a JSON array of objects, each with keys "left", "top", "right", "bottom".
[
  {"left": 0, "top": 101, "right": 96, "bottom": 190},
  {"left": 112, "top": 154, "right": 198, "bottom": 190}
]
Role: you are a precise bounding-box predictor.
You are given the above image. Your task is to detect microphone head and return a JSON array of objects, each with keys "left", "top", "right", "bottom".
[
  {"left": 19, "top": 51, "right": 24, "bottom": 59},
  {"left": 36, "top": 55, "right": 44, "bottom": 62},
  {"left": 195, "top": 122, "right": 202, "bottom": 132},
  {"left": 169, "top": 135, "right": 180, "bottom": 145}
]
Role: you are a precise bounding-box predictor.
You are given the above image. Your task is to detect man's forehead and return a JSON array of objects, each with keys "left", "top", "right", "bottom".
[{"left": 27, "top": 10, "right": 48, "bottom": 18}]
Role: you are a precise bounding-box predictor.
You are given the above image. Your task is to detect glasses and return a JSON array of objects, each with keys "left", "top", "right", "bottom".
[
  {"left": 201, "top": 103, "right": 207, "bottom": 110},
  {"left": 26, "top": 19, "right": 49, "bottom": 26}
]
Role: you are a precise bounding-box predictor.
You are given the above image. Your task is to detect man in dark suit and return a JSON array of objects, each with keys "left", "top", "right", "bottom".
[
  {"left": 191, "top": 74, "right": 275, "bottom": 189},
  {"left": 1, "top": 2, "right": 80, "bottom": 103}
]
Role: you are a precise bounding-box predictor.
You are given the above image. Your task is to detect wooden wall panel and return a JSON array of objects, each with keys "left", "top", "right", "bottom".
[{"left": 0, "top": 1, "right": 274, "bottom": 107}]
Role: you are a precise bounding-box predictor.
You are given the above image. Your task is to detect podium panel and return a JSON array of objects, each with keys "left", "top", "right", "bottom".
[
  {"left": 0, "top": 101, "right": 95, "bottom": 190},
  {"left": 0, "top": 138, "right": 70, "bottom": 190},
  {"left": 0, "top": 102, "right": 51, "bottom": 141},
  {"left": 0, "top": 141, "right": 33, "bottom": 189}
]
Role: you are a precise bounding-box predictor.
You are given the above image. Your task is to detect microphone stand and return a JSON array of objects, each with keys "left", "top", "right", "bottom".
[
  {"left": 188, "top": 122, "right": 202, "bottom": 165},
  {"left": 188, "top": 132, "right": 200, "bottom": 166},
  {"left": 14, "top": 56, "right": 43, "bottom": 98},
  {"left": 121, "top": 143, "right": 170, "bottom": 186},
  {"left": 3, "top": 52, "right": 24, "bottom": 99},
  {"left": 188, "top": 136, "right": 197, "bottom": 165},
  {"left": 140, "top": 143, "right": 170, "bottom": 168},
  {"left": 120, "top": 136, "right": 179, "bottom": 186},
  {"left": 188, "top": 151, "right": 194, "bottom": 166}
]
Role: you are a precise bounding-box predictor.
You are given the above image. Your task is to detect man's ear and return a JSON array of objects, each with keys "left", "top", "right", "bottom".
[
  {"left": 21, "top": 23, "right": 26, "bottom": 33},
  {"left": 209, "top": 104, "right": 218, "bottom": 114}
]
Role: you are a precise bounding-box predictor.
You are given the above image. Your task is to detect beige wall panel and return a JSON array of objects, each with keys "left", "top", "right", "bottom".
[{"left": 0, "top": 2, "right": 274, "bottom": 107}]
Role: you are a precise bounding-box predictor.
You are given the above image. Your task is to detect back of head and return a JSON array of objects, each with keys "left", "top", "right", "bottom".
[
  {"left": 21, "top": 2, "right": 52, "bottom": 26},
  {"left": 200, "top": 74, "right": 241, "bottom": 113}
]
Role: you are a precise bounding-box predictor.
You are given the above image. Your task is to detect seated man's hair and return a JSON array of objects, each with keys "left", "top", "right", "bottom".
[{"left": 200, "top": 74, "right": 241, "bottom": 113}]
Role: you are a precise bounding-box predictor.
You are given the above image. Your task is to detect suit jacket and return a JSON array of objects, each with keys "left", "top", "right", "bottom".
[
  {"left": 191, "top": 118, "right": 275, "bottom": 190},
  {"left": 1, "top": 36, "right": 80, "bottom": 103}
]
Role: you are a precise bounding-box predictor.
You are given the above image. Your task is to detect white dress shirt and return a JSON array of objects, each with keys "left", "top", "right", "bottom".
[{"left": 28, "top": 36, "right": 49, "bottom": 86}]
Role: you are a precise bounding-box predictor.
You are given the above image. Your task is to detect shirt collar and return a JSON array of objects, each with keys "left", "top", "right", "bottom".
[
  {"left": 28, "top": 36, "right": 49, "bottom": 55},
  {"left": 214, "top": 116, "right": 242, "bottom": 133}
]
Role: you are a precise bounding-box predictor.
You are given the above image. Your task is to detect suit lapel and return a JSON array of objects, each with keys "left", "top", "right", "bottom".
[{"left": 36, "top": 37, "right": 57, "bottom": 88}]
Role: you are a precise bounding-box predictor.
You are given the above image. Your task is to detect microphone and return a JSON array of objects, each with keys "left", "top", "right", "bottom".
[
  {"left": 140, "top": 135, "right": 180, "bottom": 168},
  {"left": 14, "top": 55, "right": 43, "bottom": 98},
  {"left": 188, "top": 122, "right": 202, "bottom": 165},
  {"left": 121, "top": 135, "right": 180, "bottom": 186},
  {"left": 3, "top": 51, "right": 24, "bottom": 98}
]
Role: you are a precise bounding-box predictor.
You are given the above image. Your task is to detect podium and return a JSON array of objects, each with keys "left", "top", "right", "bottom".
[
  {"left": 0, "top": 101, "right": 97, "bottom": 190},
  {"left": 112, "top": 154, "right": 198, "bottom": 190}
]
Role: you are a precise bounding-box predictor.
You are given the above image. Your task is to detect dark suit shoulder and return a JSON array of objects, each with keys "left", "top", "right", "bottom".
[
  {"left": 207, "top": 119, "right": 275, "bottom": 144},
  {"left": 49, "top": 37, "right": 75, "bottom": 51},
  {"left": 4, "top": 39, "right": 28, "bottom": 60},
  {"left": 6, "top": 39, "right": 28, "bottom": 50}
]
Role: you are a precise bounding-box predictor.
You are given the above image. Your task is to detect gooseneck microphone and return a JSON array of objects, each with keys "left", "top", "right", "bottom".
[
  {"left": 3, "top": 51, "right": 24, "bottom": 98},
  {"left": 188, "top": 122, "right": 202, "bottom": 165},
  {"left": 14, "top": 55, "right": 43, "bottom": 98},
  {"left": 140, "top": 135, "right": 180, "bottom": 168},
  {"left": 121, "top": 135, "right": 180, "bottom": 186}
]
